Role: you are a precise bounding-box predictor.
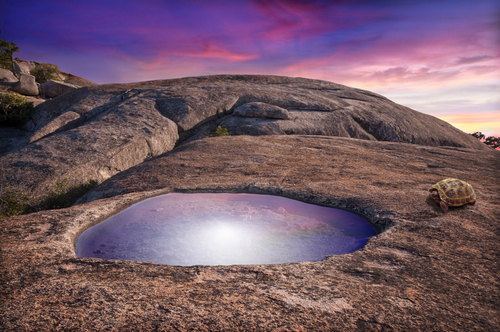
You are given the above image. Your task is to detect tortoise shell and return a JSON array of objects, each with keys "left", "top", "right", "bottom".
[{"left": 429, "top": 178, "right": 476, "bottom": 212}]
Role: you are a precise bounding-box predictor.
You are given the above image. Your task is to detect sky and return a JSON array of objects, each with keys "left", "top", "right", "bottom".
[{"left": 1, "top": 0, "right": 499, "bottom": 136}]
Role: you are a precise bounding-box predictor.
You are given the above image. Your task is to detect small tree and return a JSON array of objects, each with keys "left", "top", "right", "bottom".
[
  {"left": 471, "top": 132, "right": 485, "bottom": 140},
  {"left": 484, "top": 136, "right": 500, "bottom": 149},
  {"left": 471, "top": 132, "right": 500, "bottom": 150},
  {"left": 0, "top": 39, "right": 19, "bottom": 69}
]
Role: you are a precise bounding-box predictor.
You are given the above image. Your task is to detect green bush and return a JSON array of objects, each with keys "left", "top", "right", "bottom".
[
  {"left": 0, "top": 184, "right": 29, "bottom": 218},
  {"left": 0, "top": 92, "right": 34, "bottom": 126},
  {"left": 0, "top": 179, "right": 98, "bottom": 219},
  {"left": 30, "top": 63, "right": 62, "bottom": 84},
  {"left": 41, "top": 179, "right": 98, "bottom": 210},
  {"left": 211, "top": 126, "right": 230, "bottom": 137}
]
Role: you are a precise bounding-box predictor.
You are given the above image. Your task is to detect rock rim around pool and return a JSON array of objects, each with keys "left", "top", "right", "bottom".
[
  {"left": 1, "top": 135, "right": 499, "bottom": 331},
  {"left": 75, "top": 193, "right": 377, "bottom": 266}
]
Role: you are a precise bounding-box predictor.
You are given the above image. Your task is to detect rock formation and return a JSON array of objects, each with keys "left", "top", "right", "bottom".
[
  {"left": 0, "top": 75, "right": 498, "bottom": 331},
  {"left": 233, "top": 101, "right": 290, "bottom": 119},
  {"left": 0, "top": 59, "right": 97, "bottom": 102},
  {"left": 39, "top": 79, "right": 80, "bottom": 99},
  {"left": 0, "top": 75, "right": 487, "bottom": 198},
  {"left": 12, "top": 59, "right": 36, "bottom": 75},
  {"left": 0, "top": 68, "right": 18, "bottom": 82},
  {"left": 1, "top": 135, "right": 498, "bottom": 331},
  {"left": 11, "top": 73, "right": 38, "bottom": 96}
]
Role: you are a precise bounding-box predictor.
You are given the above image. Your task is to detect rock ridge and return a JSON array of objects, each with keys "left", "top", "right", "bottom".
[{"left": 0, "top": 75, "right": 488, "bottom": 201}]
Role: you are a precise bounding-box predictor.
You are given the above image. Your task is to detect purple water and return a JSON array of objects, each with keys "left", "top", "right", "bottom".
[{"left": 75, "top": 193, "right": 376, "bottom": 266}]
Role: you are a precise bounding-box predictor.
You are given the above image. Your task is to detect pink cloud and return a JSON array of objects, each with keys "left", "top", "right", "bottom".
[{"left": 175, "top": 42, "right": 259, "bottom": 61}]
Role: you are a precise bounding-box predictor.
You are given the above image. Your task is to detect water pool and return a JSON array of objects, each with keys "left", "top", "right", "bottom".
[{"left": 76, "top": 193, "right": 376, "bottom": 266}]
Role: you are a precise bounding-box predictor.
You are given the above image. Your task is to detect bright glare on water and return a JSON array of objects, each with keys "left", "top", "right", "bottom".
[{"left": 75, "top": 193, "right": 376, "bottom": 266}]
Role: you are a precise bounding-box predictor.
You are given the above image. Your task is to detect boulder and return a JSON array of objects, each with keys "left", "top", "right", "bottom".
[
  {"left": 233, "top": 102, "right": 290, "bottom": 119},
  {"left": 39, "top": 79, "right": 80, "bottom": 98},
  {"left": 1, "top": 135, "right": 499, "bottom": 331},
  {"left": 12, "top": 60, "right": 36, "bottom": 75},
  {"left": 0, "top": 68, "right": 18, "bottom": 82},
  {"left": 11, "top": 73, "right": 38, "bottom": 96}
]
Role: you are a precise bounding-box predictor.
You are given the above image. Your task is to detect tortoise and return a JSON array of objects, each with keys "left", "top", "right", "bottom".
[{"left": 429, "top": 178, "right": 476, "bottom": 212}]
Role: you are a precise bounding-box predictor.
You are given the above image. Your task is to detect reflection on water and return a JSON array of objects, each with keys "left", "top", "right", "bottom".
[{"left": 75, "top": 193, "right": 376, "bottom": 266}]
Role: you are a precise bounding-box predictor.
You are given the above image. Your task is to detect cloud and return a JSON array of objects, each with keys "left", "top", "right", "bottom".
[
  {"left": 365, "top": 66, "right": 462, "bottom": 85},
  {"left": 175, "top": 42, "right": 259, "bottom": 61},
  {"left": 454, "top": 55, "right": 495, "bottom": 66},
  {"left": 249, "top": 0, "right": 387, "bottom": 42},
  {"left": 463, "top": 65, "right": 498, "bottom": 76}
]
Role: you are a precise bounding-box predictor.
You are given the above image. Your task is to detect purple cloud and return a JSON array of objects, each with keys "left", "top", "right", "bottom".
[{"left": 454, "top": 55, "right": 495, "bottom": 66}]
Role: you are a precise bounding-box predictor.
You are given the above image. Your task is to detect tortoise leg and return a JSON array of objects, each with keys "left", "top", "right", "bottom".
[{"left": 440, "top": 201, "right": 449, "bottom": 212}]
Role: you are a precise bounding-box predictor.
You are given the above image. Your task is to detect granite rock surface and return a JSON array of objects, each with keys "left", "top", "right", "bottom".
[
  {"left": 0, "top": 75, "right": 487, "bottom": 198},
  {"left": 39, "top": 79, "right": 80, "bottom": 99},
  {"left": 12, "top": 60, "right": 36, "bottom": 76},
  {"left": 1, "top": 135, "right": 499, "bottom": 331},
  {"left": 11, "top": 73, "right": 38, "bottom": 96},
  {"left": 0, "top": 68, "right": 18, "bottom": 82}
]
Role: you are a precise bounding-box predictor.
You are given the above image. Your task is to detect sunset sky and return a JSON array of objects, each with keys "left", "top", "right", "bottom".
[{"left": 1, "top": 0, "right": 498, "bottom": 136}]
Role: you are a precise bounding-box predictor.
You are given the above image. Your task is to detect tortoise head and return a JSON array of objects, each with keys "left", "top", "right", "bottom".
[{"left": 429, "top": 188, "right": 441, "bottom": 202}]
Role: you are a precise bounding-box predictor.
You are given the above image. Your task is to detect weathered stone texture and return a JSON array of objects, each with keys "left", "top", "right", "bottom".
[
  {"left": 11, "top": 73, "right": 38, "bottom": 96},
  {"left": 12, "top": 60, "right": 36, "bottom": 75},
  {"left": 233, "top": 102, "right": 290, "bottom": 119},
  {"left": 39, "top": 79, "right": 80, "bottom": 98},
  {"left": 1, "top": 101, "right": 178, "bottom": 196},
  {"left": 1, "top": 135, "right": 498, "bottom": 331},
  {"left": 1, "top": 75, "right": 498, "bottom": 331},
  {"left": 0, "top": 75, "right": 488, "bottom": 198},
  {"left": 0, "top": 68, "right": 18, "bottom": 82}
]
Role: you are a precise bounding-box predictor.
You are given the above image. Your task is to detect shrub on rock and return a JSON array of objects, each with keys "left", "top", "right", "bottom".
[
  {"left": 0, "top": 184, "right": 29, "bottom": 218},
  {"left": 0, "top": 92, "right": 34, "bottom": 126},
  {"left": 41, "top": 179, "right": 99, "bottom": 210},
  {"left": 210, "top": 126, "right": 230, "bottom": 137},
  {"left": 30, "top": 63, "right": 62, "bottom": 84}
]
